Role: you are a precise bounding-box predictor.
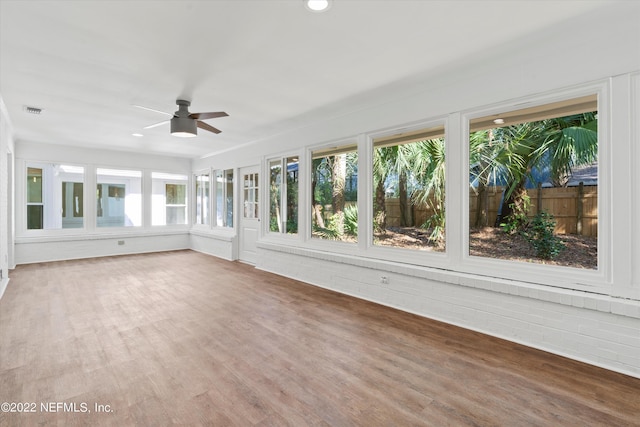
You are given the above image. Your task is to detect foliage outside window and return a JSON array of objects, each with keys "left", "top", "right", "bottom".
[
  {"left": 97, "top": 168, "right": 142, "bottom": 227},
  {"left": 373, "top": 125, "right": 446, "bottom": 251},
  {"left": 216, "top": 169, "right": 234, "bottom": 227},
  {"left": 27, "top": 164, "right": 84, "bottom": 230},
  {"left": 269, "top": 156, "right": 299, "bottom": 234},
  {"left": 152, "top": 172, "right": 188, "bottom": 225},
  {"left": 311, "top": 144, "right": 358, "bottom": 241},
  {"left": 468, "top": 94, "right": 598, "bottom": 269},
  {"left": 195, "top": 173, "right": 210, "bottom": 225}
]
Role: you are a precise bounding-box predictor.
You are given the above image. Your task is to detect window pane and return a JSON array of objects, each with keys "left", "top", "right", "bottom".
[
  {"left": 27, "top": 205, "right": 43, "bottom": 230},
  {"left": 62, "top": 182, "right": 84, "bottom": 228},
  {"left": 165, "top": 184, "right": 186, "bottom": 225},
  {"left": 286, "top": 157, "right": 299, "bottom": 234},
  {"left": 216, "top": 169, "right": 234, "bottom": 227},
  {"left": 373, "top": 125, "right": 446, "bottom": 251},
  {"left": 311, "top": 144, "right": 358, "bottom": 242},
  {"left": 269, "top": 160, "right": 282, "bottom": 232},
  {"left": 97, "top": 168, "right": 142, "bottom": 227},
  {"left": 151, "top": 172, "right": 188, "bottom": 226},
  {"left": 195, "top": 174, "right": 210, "bottom": 225},
  {"left": 243, "top": 173, "right": 258, "bottom": 219},
  {"left": 468, "top": 94, "right": 598, "bottom": 269},
  {"left": 27, "top": 167, "right": 42, "bottom": 203}
]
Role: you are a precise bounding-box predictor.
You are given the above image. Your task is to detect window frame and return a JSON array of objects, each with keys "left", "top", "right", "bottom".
[
  {"left": 267, "top": 155, "right": 299, "bottom": 236},
  {"left": 305, "top": 139, "right": 360, "bottom": 252},
  {"left": 193, "top": 171, "right": 211, "bottom": 227},
  {"left": 96, "top": 167, "right": 143, "bottom": 228},
  {"left": 213, "top": 168, "right": 234, "bottom": 229},
  {"left": 367, "top": 119, "right": 449, "bottom": 263},
  {"left": 24, "top": 162, "right": 86, "bottom": 232},
  {"left": 151, "top": 172, "right": 189, "bottom": 226},
  {"left": 459, "top": 82, "right": 610, "bottom": 292}
]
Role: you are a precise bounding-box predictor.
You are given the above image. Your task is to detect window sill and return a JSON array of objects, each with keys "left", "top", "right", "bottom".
[{"left": 15, "top": 228, "right": 189, "bottom": 244}]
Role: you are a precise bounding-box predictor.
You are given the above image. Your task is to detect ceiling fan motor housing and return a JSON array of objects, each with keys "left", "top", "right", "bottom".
[{"left": 171, "top": 99, "right": 198, "bottom": 136}]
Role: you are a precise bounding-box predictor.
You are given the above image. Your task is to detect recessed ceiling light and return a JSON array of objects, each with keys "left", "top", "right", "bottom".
[
  {"left": 132, "top": 133, "right": 144, "bottom": 137},
  {"left": 305, "top": 0, "right": 332, "bottom": 12},
  {"left": 493, "top": 118, "right": 505, "bottom": 125}
]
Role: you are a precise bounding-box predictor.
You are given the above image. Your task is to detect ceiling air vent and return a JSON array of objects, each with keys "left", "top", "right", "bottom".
[{"left": 23, "top": 106, "right": 43, "bottom": 115}]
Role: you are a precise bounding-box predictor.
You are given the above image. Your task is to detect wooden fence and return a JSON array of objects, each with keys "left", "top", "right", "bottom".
[{"left": 384, "top": 184, "right": 598, "bottom": 237}]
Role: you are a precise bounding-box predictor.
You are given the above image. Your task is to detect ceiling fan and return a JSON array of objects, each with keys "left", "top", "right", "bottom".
[{"left": 135, "top": 100, "right": 228, "bottom": 137}]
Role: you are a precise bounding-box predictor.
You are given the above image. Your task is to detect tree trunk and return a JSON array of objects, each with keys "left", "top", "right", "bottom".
[
  {"left": 331, "top": 154, "right": 346, "bottom": 234},
  {"left": 374, "top": 179, "right": 386, "bottom": 231},
  {"left": 499, "top": 179, "right": 528, "bottom": 226},
  {"left": 311, "top": 170, "right": 325, "bottom": 229},
  {"left": 399, "top": 170, "right": 409, "bottom": 226},
  {"left": 474, "top": 183, "right": 488, "bottom": 228}
]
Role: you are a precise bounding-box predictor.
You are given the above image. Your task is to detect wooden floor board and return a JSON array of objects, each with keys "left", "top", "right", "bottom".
[{"left": 1, "top": 250, "right": 639, "bottom": 426}]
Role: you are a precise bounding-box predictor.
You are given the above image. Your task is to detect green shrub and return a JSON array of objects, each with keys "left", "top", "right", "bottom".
[{"left": 523, "top": 211, "right": 565, "bottom": 260}]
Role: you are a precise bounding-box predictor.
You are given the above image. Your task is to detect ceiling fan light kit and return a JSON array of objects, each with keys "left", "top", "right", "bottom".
[
  {"left": 171, "top": 116, "right": 198, "bottom": 137},
  {"left": 136, "top": 99, "right": 228, "bottom": 138}
]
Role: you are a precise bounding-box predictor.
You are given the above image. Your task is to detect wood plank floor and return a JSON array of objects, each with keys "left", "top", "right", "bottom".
[{"left": 1, "top": 250, "right": 639, "bottom": 426}]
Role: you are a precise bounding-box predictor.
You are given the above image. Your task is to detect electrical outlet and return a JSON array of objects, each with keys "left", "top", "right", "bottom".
[
  {"left": 380, "top": 276, "right": 388, "bottom": 284},
  {"left": 118, "top": 240, "right": 125, "bottom": 246}
]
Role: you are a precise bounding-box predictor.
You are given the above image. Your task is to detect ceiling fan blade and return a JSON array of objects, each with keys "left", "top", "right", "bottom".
[
  {"left": 143, "top": 119, "right": 170, "bottom": 129},
  {"left": 132, "top": 104, "right": 173, "bottom": 117},
  {"left": 197, "top": 120, "right": 222, "bottom": 134},
  {"left": 189, "top": 111, "right": 228, "bottom": 120}
]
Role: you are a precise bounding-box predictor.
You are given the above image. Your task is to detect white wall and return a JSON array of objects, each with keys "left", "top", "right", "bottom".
[{"left": 0, "top": 97, "right": 15, "bottom": 298}]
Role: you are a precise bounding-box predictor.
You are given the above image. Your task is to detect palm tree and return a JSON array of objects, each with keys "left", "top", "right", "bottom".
[{"left": 470, "top": 112, "right": 597, "bottom": 227}]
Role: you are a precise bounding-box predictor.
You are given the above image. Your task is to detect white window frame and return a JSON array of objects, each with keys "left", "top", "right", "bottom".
[
  {"left": 305, "top": 139, "right": 360, "bottom": 253},
  {"left": 213, "top": 168, "right": 234, "bottom": 229},
  {"left": 267, "top": 155, "right": 300, "bottom": 236},
  {"left": 365, "top": 118, "right": 449, "bottom": 269},
  {"left": 97, "top": 167, "right": 143, "bottom": 228},
  {"left": 194, "top": 170, "right": 211, "bottom": 227},
  {"left": 23, "top": 162, "right": 86, "bottom": 232},
  {"left": 459, "top": 81, "right": 610, "bottom": 293},
  {"left": 151, "top": 172, "right": 189, "bottom": 226}
]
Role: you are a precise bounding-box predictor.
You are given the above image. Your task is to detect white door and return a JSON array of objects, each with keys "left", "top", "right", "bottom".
[{"left": 239, "top": 166, "right": 260, "bottom": 264}]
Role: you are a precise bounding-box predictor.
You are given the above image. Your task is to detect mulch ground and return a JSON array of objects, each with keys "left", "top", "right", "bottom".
[{"left": 374, "top": 226, "right": 597, "bottom": 270}]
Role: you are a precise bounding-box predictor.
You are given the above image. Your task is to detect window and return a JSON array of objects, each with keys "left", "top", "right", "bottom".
[
  {"left": 269, "top": 156, "right": 299, "bottom": 234},
  {"left": 195, "top": 173, "right": 210, "bottom": 225},
  {"left": 215, "top": 169, "right": 234, "bottom": 227},
  {"left": 97, "top": 168, "right": 142, "bottom": 227},
  {"left": 311, "top": 144, "right": 358, "bottom": 241},
  {"left": 243, "top": 172, "right": 258, "bottom": 219},
  {"left": 373, "top": 125, "right": 446, "bottom": 251},
  {"left": 152, "top": 172, "right": 188, "bottom": 225},
  {"left": 27, "top": 167, "right": 43, "bottom": 229},
  {"left": 26, "top": 163, "right": 84, "bottom": 230},
  {"left": 468, "top": 94, "right": 598, "bottom": 270}
]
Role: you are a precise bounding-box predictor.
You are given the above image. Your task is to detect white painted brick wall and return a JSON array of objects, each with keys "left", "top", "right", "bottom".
[{"left": 256, "top": 245, "right": 640, "bottom": 379}]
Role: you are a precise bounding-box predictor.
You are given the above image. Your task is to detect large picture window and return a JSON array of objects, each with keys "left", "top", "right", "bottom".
[
  {"left": 269, "top": 156, "right": 298, "bottom": 234},
  {"left": 373, "top": 125, "right": 446, "bottom": 251},
  {"left": 97, "top": 168, "right": 142, "bottom": 227},
  {"left": 311, "top": 144, "right": 358, "bottom": 242},
  {"left": 26, "top": 163, "right": 84, "bottom": 230},
  {"left": 468, "top": 94, "right": 598, "bottom": 270},
  {"left": 152, "top": 172, "right": 188, "bottom": 225}
]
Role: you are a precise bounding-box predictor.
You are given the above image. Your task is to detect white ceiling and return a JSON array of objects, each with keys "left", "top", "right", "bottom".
[{"left": 0, "top": 0, "right": 611, "bottom": 159}]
